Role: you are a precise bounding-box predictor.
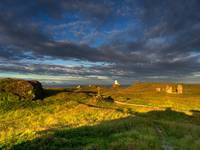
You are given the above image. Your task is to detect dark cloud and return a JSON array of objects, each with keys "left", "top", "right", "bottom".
[
  {"left": 0, "top": 0, "right": 116, "bottom": 61},
  {"left": 0, "top": 62, "right": 119, "bottom": 78},
  {"left": 0, "top": 0, "right": 200, "bottom": 83}
]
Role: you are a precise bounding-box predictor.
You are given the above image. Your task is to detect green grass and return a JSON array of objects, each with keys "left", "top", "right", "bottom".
[
  {"left": 4, "top": 109, "right": 200, "bottom": 150},
  {"left": 0, "top": 84, "right": 200, "bottom": 150},
  {"left": 103, "top": 83, "right": 200, "bottom": 112}
]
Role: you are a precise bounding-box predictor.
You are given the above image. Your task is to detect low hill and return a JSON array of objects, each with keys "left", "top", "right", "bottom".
[
  {"left": 0, "top": 81, "right": 200, "bottom": 149},
  {"left": 123, "top": 82, "right": 200, "bottom": 94}
]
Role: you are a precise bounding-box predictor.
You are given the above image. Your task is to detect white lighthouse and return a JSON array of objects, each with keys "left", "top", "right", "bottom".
[
  {"left": 113, "top": 80, "right": 120, "bottom": 88},
  {"left": 114, "top": 80, "right": 120, "bottom": 85}
]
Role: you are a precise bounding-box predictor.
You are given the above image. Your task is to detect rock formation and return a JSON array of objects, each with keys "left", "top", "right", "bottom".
[{"left": 0, "top": 78, "right": 44, "bottom": 100}]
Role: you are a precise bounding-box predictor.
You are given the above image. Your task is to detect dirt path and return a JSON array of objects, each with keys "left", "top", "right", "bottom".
[
  {"left": 154, "top": 124, "right": 174, "bottom": 150},
  {"left": 115, "top": 100, "right": 163, "bottom": 109}
]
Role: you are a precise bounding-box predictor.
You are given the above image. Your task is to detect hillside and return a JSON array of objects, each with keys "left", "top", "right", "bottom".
[{"left": 0, "top": 82, "right": 200, "bottom": 149}]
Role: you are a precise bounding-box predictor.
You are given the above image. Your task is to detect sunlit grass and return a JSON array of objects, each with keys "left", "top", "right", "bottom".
[{"left": 0, "top": 84, "right": 200, "bottom": 149}]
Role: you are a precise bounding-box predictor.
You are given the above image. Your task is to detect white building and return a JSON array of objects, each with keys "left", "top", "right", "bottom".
[{"left": 114, "top": 80, "right": 120, "bottom": 85}]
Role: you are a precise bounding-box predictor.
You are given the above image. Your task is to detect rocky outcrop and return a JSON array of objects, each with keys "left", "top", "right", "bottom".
[{"left": 0, "top": 78, "right": 44, "bottom": 100}]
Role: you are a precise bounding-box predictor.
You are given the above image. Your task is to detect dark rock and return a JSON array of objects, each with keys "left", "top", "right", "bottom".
[
  {"left": 0, "top": 78, "right": 44, "bottom": 100},
  {"left": 95, "top": 95, "right": 114, "bottom": 103},
  {"left": 103, "top": 96, "right": 114, "bottom": 103}
]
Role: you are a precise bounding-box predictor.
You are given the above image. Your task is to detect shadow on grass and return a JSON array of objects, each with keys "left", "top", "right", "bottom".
[
  {"left": 8, "top": 108, "right": 200, "bottom": 150},
  {"left": 43, "top": 88, "right": 71, "bottom": 98},
  {"left": 43, "top": 88, "right": 97, "bottom": 99},
  {"left": 76, "top": 100, "right": 120, "bottom": 111},
  {"left": 0, "top": 89, "right": 105, "bottom": 114}
]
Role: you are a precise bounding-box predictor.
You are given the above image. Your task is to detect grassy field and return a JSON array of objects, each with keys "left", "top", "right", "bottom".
[{"left": 0, "top": 83, "right": 200, "bottom": 150}]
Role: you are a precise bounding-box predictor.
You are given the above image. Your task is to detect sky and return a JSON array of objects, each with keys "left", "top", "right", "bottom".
[{"left": 0, "top": 0, "right": 200, "bottom": 85}]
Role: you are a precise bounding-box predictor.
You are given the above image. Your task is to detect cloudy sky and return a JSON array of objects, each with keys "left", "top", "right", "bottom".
[{"left": 0, "top": 0, "right": 200, "bottom": 85}]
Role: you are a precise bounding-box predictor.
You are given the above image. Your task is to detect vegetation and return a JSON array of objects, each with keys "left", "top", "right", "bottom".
[
  {"left": 0, "top": 83, "right": 200, "bottom": 150},
  {"left": 0, "top": 78, "right": 43, "bottom": 100}
]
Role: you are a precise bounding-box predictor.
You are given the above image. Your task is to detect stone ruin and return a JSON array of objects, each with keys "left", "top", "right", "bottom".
[
  {"left": 97, "top": 87, "right": 101, "bottom": 97},
  {"left": 177, "top": 84, "right": 183, "bottom": 94},
  {"left": 112, "top": 80, "right": 120, "bottom": 88},
  {"left": 156, "top": 84, "right": 183, "bottom": 94},
  {"left": 166, "top": 85, "right": 173, "bottom": 94},
  {"left": 76, "top": 85, "right": 81, "bottom": 89},
  {"left": 94, "top": 87, "right": 114, "bottom": 103},
  {"left": 156, "top": 88, "right": 161, "bottom": 92},
  {"left": 88, "top": 84, "right": 97, "bottom": 88}
]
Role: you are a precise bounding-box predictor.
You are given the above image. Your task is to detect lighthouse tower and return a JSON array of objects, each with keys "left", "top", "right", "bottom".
[{"left": 112, "top": 80, "right": 120, "bottom": 88}]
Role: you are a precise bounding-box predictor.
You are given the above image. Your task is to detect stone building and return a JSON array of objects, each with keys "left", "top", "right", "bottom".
[
  {"left": 155, "top": 84, "right": 183, "bottom": 94},
  {"left": 177, "top": 84, "right": 183, "bottom": 94},
  {"left": 166, "top": 85, "right": 173, "bottom": 94},
  {"left": 156, "top": 88, "right": 161, "bottom": 92}
]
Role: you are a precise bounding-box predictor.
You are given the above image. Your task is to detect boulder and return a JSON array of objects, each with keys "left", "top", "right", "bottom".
[
  {"left": 103, "top": 96, "right": 114, "bottom": 103},
  {"left": 0, "top": 78, "right": 44, "bottom": 100}
]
